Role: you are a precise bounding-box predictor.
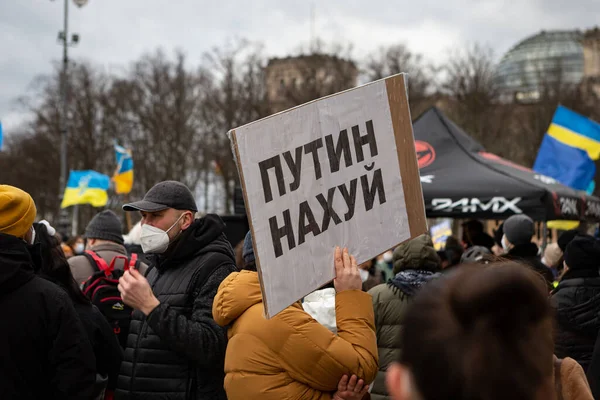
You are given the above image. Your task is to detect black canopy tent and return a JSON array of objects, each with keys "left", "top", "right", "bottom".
[{"left": 413, "top": 107, "right": 600, "bottom": 222}]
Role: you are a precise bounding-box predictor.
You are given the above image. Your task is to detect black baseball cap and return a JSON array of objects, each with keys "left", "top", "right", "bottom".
[{"left": 123, "top": 181, "right": 198, "bottom": 212}]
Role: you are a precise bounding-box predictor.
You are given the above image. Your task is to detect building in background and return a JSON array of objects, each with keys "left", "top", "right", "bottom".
[
  {"left": 265, "top": 54, "right": 358, "bottom": 114},
  {"left": 583, "top": 28, "right": 600, "bottom": 98},
  {"left": 495, "top": 28, "right": 600, "bottom": 103}
]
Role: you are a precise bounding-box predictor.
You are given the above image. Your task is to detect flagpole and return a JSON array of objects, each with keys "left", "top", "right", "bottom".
[
  {"left": 124, "top": 193, "right": 132, "bottom": 232},
  {"left": 71, "top": 204, "right": 79, "bottom": 237}
]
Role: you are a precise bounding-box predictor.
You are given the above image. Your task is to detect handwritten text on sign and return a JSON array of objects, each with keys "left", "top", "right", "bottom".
[
  {"left": 232, "top": 77, "right": 413, "bottom": 317},
  {"left": 259, "top": 119, "right": 385, "bottom": 258}
]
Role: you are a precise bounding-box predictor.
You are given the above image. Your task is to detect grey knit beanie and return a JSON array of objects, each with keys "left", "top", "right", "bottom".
[
  {"left": 84, "top": 210, "right": 124, "bottom": 245},
  {"left": 503, "top": 214, "right": 534, "bottom": 246}
]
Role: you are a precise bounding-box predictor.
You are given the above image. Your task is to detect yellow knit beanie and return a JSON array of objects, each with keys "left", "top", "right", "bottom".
[{"left": 0, "top": 185, "right": 37, "bottom": 238}]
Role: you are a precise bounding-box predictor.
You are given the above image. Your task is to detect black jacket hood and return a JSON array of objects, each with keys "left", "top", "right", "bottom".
[
  {"left": 507, "top": 242, "right": 540, "bottom": 258},
  {"left": 157, "top": 214, "right": 235, "bottom": 271},
  {"left": 0, "top": 233, "right": 36, "bottom": 296}
]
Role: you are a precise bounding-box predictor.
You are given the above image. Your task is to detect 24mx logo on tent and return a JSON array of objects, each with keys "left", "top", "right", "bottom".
[{"left": 432, "top": 197, "right": 523, "bottom": 214}]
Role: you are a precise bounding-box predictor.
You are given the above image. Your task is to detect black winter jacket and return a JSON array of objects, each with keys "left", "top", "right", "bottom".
[
  {"left": 116, "top": 215, "right": 237, "bottom": 400},
  {"left": 505, "top": 243, "right": 554, "bottom": 287},
  {"left": 0, "top": 233, "right": 96, "bottom": 399},
  {"left": 552, "top": 273, "right": 600, "bottom": 371},
  {"left": 75, "top": 303, "right": 123, "bottom": 391}
]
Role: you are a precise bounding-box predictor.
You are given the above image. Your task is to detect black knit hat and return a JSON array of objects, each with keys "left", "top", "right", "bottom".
[
  {"left": 558, "top": 229, "right": 579, "bottom": 253},
  {"left": 564, "top": 235, "right": 600, "bottom": 271},
  {"left": 84, "top": 210, "right": 124, "bottom": 245}
]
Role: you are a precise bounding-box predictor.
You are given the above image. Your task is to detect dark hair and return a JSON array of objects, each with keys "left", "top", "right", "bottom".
[
  {"left": 66, "top": 235, "right": 83, "bottom": 249},
  {"left": 368, "top": 257, "right": 378, "bottom": 276},
  {"left": 243, "top": 261, "right": 257, "bottom": 272},
  {"left": 400, "top": 262, "right": 553, "bottom": 400},
  {"left": 34, "top": 223, "right": 90, "bottom": 305},
  {"left": 234, "top": 240, "right": 244, "bottom": 270},
  {"left": 444, "top": 236, "right": 464, "bottom": 267}
]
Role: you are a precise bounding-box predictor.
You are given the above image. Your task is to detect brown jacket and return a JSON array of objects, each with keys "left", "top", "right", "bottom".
[
  {"left": 212, "top": 270, "right": 378, "bottom": 400},
  {"left": 555, "top": 356, "right": 594, "bottom": 400},
  {"left": 68, "top": 242, "right": 148, "bottom": 285}
]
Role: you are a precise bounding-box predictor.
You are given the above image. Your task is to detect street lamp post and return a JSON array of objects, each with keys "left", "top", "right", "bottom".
[{"left": 54, "top": 0, "right": 87, "bottom": 235}]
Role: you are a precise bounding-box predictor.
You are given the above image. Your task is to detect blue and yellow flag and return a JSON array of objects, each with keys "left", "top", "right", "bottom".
[
  {"left": 61, "top": 170, "right": 110, "bottom": 209},
  {"left": 534, "top": 106, "right": 600, "bottom": 191},
  {"left": 113, "top": 143, "right": 134, "bottom": 194}
]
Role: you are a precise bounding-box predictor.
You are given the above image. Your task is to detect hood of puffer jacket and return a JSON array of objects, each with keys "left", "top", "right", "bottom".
[
  {"left": 213, "top": 270, "right": 263, "bottom": 326},
  {"left": 393, "top": 234, "right": 441, "bottom": 275}
]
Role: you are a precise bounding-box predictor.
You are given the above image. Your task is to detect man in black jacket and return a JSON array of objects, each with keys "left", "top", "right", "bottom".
[
  {"left": 0, "top": 185, "right": 96, "bottom": 399},
  {"left": 116, "top": 181, "right": 236, "bottom": 400},
  {"left": 501, "top": 214, "right": 554, "bottom": 287}
]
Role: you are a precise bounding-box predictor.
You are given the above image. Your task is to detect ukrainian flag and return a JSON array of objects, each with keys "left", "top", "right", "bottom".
[
  {"left": 61, "top": 170, "right": 110, "bottom": 209},
  {"left": 534, "top": 106, "right": 600, "bottom": 191},
  {"left": 113, "top": 143, "right": 134, "bottom": 194}
]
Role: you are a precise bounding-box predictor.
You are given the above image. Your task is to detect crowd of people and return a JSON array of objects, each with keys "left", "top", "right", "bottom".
[{"left": 2, "top": 180, "right": 600, "bottom": 400}]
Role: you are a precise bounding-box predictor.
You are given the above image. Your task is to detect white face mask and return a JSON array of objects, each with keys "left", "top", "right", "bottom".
[
  {"left": 74, "top": 243, "right": 85, "bottom": 254},
  {"left": 359, "top": 268, "right": 370, "bottom": 283},
  {"left": 140, "top": 213, "right": 185, "bottom": 254}
]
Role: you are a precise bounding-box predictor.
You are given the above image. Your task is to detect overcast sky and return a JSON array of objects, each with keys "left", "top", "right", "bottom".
[{"left": 1, "top": 0, "right": 599, "bottom": 134}]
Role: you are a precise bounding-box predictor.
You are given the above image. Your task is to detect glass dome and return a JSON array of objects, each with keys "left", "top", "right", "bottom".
[{"left": 495, "top": 30, "right": 584, "bottom": 101}]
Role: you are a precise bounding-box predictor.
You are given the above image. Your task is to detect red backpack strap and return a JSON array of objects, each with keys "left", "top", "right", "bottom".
[
  {"left": 85, "top": 250, "right": 112, "bottom": 276},
  {"left": 108, "top": 255, "right": 130, "bottom": 275},
  {"left": 128, "top": 253, "right": 138, "bottom": 271}
]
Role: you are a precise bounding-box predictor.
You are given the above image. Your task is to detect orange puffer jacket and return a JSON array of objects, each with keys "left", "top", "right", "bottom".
[{"left": 213, "top": 270, "right": 378, "bottom": 400}]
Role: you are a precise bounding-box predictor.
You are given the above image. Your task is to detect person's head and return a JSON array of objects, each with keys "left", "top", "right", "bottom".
[
  {"left": 33, "top": 222, "right": 89, "bottom": 305},
  {"left": 558, "top": 229, "right": 579, "bottom": 253},
  {"left": 0, "top": 185, "right": 37, "bottom": 244},
  {"left": 393, "top": 234, "right": 441, "bottom": 275},
  {"left": 241, "top": 231, "right": 257, "bottom": 272},
  {"left": 501, "top": 214, "right": 535, "bottom": 251},
  {"left": 386, "top": 262, "right": 554, "bottom": 400},
  {"left": 563, "top": 235, "right": 600, "bottom": 274},
  {"left": 84, "top": 210, "right": 124, "bottom": 249},
  {"left": 67, "top": 236, "right": 85, "bottom": 255},
  {"left": 443, "top": 236, "right": 463, "bottom": 268},
  {"left": 123, "top": 181, "right": 198, "bottom": 254},
  {"left": 461, "top": 219, "right": 484, "bottom": 246}
]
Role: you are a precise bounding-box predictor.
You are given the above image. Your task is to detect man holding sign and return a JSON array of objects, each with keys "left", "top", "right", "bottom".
[{"left": 213, "top": 235, "right": 377, "bottom": 400}]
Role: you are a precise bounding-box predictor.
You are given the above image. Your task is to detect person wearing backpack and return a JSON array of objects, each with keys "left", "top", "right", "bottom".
[
  {"left": 69, "top": 210, "right": 149, "bottom": 286},
  {"left": 114, "top": 181, "right": 237, "bottom": 400}
]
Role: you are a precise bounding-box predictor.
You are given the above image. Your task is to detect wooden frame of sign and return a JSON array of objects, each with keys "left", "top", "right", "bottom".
[{"left": 229, "top": 73, "right": 427, "bottom": 318}]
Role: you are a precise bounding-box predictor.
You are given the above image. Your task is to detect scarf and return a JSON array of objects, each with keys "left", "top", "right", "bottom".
[{"left": 388, "top": 269, "right": 439, "bottom": 299}]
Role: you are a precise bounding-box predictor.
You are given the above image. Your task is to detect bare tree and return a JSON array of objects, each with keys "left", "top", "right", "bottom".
[
  {"left": 441, "top": 44, "right": 517, "bottom": 157},
  {"left": 199, "top": 40, "right": 269, "bottom": 212},
  {"left": 363, "top": 43, "right": 437, "bottom": 117},
  {"left": 117, "top": 50, "right": 207, "bottom": 193}
]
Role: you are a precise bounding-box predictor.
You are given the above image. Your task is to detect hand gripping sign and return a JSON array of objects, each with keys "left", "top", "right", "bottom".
[{"left": 229, "top": 74, "right": 427, "bottom": 318}]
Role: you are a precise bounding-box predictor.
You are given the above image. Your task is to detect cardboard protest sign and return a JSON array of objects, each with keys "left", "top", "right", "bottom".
[{"left": 229, "top": 74, "right": 427, "bottom": 318}]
